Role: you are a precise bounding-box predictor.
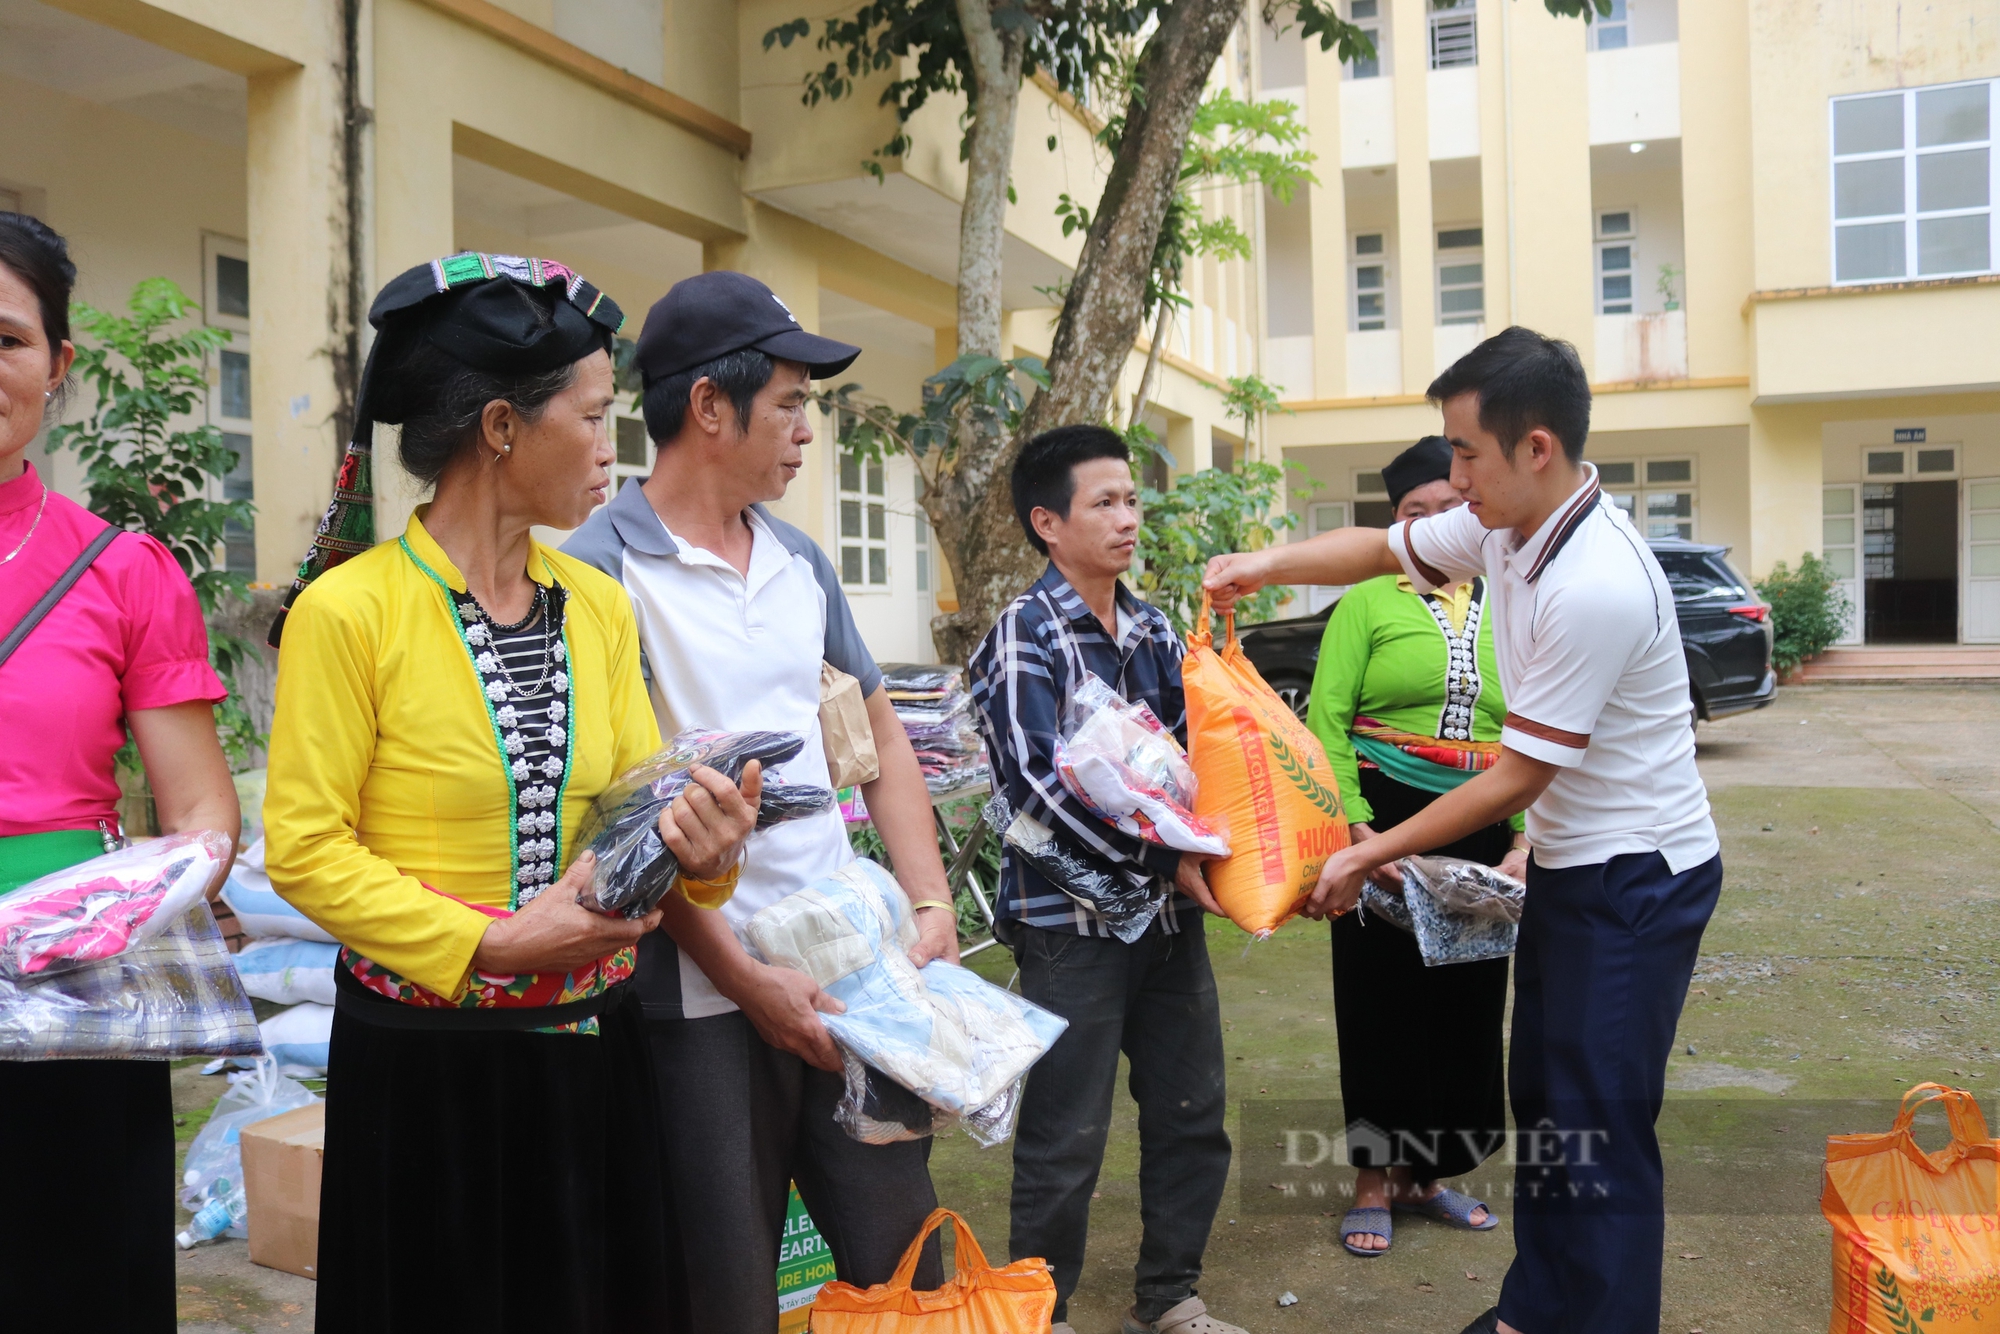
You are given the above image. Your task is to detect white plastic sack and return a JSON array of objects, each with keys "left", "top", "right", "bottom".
[
  {"left": 218, "top": 838, "right": 335, "bottom": 944},
  {"left": 745, "top": 860, "right": 1068, "bottom": 1146},
  {"left": 179, "top": 1058, "right": 320, "bottom": 1233},
  {"left": 233, "top": 938, "right": 338, "bottom": 1006},
  {"left": 1054, "top": 674, "right": 1228, "bottom": 857},
  {"left": 257, "top": 1002, "right": 333, "bottom": 1076}
]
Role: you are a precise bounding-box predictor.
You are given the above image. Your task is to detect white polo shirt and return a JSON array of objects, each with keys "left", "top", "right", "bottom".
[
  {"left": 1390, "top": 464, "right": 1718, "bottom": 873},
  {"left": 565, "top": 479, "right": 883, "bottom": 1019}
]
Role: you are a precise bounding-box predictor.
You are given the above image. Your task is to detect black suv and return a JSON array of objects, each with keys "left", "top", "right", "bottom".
[{"left": 1238, "top": 540, "right": 1776, "bottom": 726}]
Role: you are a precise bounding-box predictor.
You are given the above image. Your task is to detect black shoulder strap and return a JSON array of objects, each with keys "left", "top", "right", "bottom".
[{"left": 0, "top": 526, "right": 121, "bottom": 671}]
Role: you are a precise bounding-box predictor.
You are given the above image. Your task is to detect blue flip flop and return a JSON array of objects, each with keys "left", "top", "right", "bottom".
[
  {"left": 1394, "top": 1186, "right": 1498, "bottom": 1231},
  {"left": 1339, "top": 1205, "right": 1392, "bottom": 1256}
]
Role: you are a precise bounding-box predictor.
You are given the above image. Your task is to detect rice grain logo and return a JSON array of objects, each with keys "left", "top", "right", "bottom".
[{"left": 1230, "top": 706, "right": 1287, "bottom": 882}]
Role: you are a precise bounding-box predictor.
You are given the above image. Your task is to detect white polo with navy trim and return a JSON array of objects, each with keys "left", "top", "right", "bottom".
[{"left": 1390, "top": 463, "right": 1718, "bottom": 873}]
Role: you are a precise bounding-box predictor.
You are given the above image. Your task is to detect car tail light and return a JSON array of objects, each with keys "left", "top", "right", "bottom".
[{"left": 1726, "top": 603, "right": 1769, "bottom": 623}]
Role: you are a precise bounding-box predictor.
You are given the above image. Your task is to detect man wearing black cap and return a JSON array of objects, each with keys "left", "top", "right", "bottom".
[{"left": 565, "top": 271, "right": 959, "bottom": 1329}]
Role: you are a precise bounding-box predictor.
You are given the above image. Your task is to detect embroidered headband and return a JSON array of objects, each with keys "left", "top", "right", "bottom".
[{"left": 268, "top": 253, "right": 625, "bottom": 647}]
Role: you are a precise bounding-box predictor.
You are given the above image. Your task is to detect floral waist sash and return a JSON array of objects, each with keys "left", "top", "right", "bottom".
[
  {"left": 339, "top": 886, "right": 634, "bottom": 1034},
  {"left": 1350, "top": 716, "right": 1502, "bottom": 799}
]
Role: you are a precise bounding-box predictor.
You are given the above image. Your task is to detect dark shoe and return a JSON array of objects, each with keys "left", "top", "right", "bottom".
[{"left": 1458, "top": 1307, "right": 1501, "bottom": 1334}]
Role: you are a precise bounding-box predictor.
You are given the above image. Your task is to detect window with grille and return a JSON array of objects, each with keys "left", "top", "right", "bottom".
[
  {"left": 1436, "top": 226, "right": 1484, "bottom": 325},
  {"left": 1429, "top": 0, "right": 1476, "bottom": 69},
  {"left": 1831, "top": 80, "right": 1996, "bottom": 284},
  {"left": 204, "top": 237, "right": 254, "bottom": 576},
  {"left": 1353, "top": 233, "right": 1387, "bottom": 330},
  {"left": 839, "top": 451, "right": 888, "bottom": 587},
  {"left": 1589, "top": 0, "right": 1629, "bottom": 50},
  {"left": 1597, "top": 210, "right": 1636, "bottom": 314},
  {"left": 1599, "top": 458, "right": 1696, "bottom": 540},
  {"left": 1346, "top": 0, "right": 1381, "bottom": 78}
]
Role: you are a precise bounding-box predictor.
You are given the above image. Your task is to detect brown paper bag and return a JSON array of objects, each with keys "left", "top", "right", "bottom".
[{"left": 821, "top": 662, "right": 881, "bottom": 790}]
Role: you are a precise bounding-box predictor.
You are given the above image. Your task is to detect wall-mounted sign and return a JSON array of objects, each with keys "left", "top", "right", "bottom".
[{"left": 1894, "top": 427, "right": 1927, "bottom": 443}]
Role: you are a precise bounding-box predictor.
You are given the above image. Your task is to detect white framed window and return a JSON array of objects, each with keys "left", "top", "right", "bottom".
[
  {"left": 1831, "top": 79, "right": 1996, "bottom": 284},
  {"left": 1436, "top": 226, "right": 1484, "bottom": 325},
  {"left": 837, "top": 449, "right": 889, "bottom": 589},
  {"left": 1589, "top": 0, "right": 1629, "bottom": 50},
  {"left": 1429, "top": 0, "right": 1476, "bottom": 70},
  {"left": 1916, "top": 445, "right": 1959, "bottom": 476},
  {"left": 613, "top": 413, "right": 651, "bottom": 487},
  {"left": 1352, "top": 232, "right": 1387, "bottom": 331},
  {"left": 914, "top": 500, "right": 932, "bottom": 595},
  {"left": 1596, "top": 209, "right": 1637, "bottom": 314},
  {"left": 1599, "top": 457, "right": 1697, "bottom": 540},
  {"left": 1352, "top": 468, "right": 1394, "bottom": 528},
  {"left": 1346, "top": 0, "right": 1381, "bottom": 79},
  {"left": 203, "top": 235, "right": 254, "bottom": 576}
]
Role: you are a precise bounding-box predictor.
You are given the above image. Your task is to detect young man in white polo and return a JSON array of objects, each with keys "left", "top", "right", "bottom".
[
  {"left": 565, "top": 271, "right": 960, "bottom": 1332},
  {"left": 1205, "top": 326, "right": 1722, "bottom": 1334}
]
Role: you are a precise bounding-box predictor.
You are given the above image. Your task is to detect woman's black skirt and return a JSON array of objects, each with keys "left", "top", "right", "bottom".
[
  {"left": 1331, "top": 766, "right": 1512, "bottom": 1184},
  {"left": 0, "top": 1058, "right": 174, "bottom": 1329},
  {"left": 316, "top": 980, "right": 687, "bottom": 1333}
]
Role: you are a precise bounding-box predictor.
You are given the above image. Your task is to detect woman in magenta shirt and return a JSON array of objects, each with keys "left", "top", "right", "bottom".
[{"left": 0, "top": 213, "right": 239, "bottom": 1328}]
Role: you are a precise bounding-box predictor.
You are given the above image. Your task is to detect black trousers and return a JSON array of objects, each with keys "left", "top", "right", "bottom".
[
  {"left": 648, "top": 1010, "right": 942, "bottom": 1333},
  {"left": 1497, "top": 851, "right": 1723, "bottom": 1334},
  {"left": 1331, "top": 767, "right": 1513, "bottom": 1185},
  {"left": 1001, "top": 917, "right": 1233, "bottom": 1324},
  {"left": 0, "top": 1059, "right": 173, "bottom": 1331}
]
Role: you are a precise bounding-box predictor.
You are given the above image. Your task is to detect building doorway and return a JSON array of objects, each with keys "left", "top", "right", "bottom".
[{"left": 1863, "top": 480, "right": 1958, "bottom": 642}]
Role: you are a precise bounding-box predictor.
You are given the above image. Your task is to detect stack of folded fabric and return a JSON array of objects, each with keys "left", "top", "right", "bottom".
[{"left": 880, "top": 663, "right": 989, "bottom": 796}]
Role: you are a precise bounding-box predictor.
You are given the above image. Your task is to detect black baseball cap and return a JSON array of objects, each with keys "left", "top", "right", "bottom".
[{"left": 635, "top": 270, "right": 861, "bottom": 382}]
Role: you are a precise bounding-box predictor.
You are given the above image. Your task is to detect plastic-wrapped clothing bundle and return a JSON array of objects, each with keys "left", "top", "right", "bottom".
[
  {"left": 178, "top": 1059, "right": 320, "bottom": 1235},
  {"left": 881, "top": 663, "right": 990, "bottom": 796},
  {"left": 1055, "top": 674, "right": 1229, "bottom": 858},
  {"left": 744, "top": 859, "right": 1068, "bottom": 1147},
  {"left": 0, "top": 831, "right": 232, "bottom": 980},
  {"left": 575, "top": 729, "right": 834, "bottom": 918},
  {"left": 0, "top": 902, "right": 264, "bottom": 1060},
  {"left": 1357, "top": 855, "right": 1525, "bottom": 966},
  {"left": 982, "top": 792, "right": 1166, "bottom": 944}
]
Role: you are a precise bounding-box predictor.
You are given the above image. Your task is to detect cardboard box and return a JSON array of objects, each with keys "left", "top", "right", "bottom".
[{"left": 240, "top": 1101, "right": 324, "bottom": 1281}]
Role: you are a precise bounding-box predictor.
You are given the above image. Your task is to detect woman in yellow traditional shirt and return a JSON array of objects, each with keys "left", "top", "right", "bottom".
[{"left": 263, "top": 256, "right": 757, "bottom": 1331}]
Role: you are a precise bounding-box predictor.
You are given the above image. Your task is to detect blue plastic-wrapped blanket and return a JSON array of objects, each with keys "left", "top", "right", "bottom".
[{"left": 745, "top": 859, "right": 1068, "bottom": 1146}]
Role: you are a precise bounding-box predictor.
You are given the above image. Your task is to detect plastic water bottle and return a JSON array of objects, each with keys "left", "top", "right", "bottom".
[{"left": 175, "top": 1178, "right": 246, "bottom": 1249}]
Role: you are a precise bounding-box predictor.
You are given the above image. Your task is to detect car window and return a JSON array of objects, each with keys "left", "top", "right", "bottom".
[{"left": 1654, "top": 550, "right": 1747, "bottom": 600}]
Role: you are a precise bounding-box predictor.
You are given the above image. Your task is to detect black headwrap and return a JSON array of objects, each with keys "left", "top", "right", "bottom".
[
  {"left": 268, "top": 253, "right": 623, "bottom": 646},
  {"left": 1382, "top": 435, "right": 1454, "bottom": 510}
]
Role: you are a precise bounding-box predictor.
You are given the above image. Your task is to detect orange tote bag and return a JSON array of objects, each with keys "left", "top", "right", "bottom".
[
  {"left": 1823, "top": 1082, "right": 2000, "bottom": 1333},
  {"left": 1183, "top": 593, "right": 1350, "bottom": 938},
  {"left": 807, "top": 1209, "right": 1055, "bottom": 1334}
]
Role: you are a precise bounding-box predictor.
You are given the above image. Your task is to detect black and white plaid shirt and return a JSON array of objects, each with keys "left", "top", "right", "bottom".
[{"left": 968, "top": 564, "right": 1193, "bottom": 937}]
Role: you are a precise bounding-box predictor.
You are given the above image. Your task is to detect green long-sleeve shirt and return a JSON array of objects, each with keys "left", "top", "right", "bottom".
[{"left": 1304, "top": 574, "right": 1519, "bottom": 829}]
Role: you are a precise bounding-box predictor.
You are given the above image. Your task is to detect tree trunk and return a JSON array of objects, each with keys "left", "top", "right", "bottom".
[
  {"left": 929, "top": 0, "right": 1245, "bottom": 666},
  {"left": 922, "top": 0, "right": 1028, "bottom": 666},
  {"left": 1128, "top": 301, "right": 1174, "bottom": 431}
]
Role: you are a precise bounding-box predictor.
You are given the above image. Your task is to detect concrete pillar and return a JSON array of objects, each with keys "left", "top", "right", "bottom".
[
  {"left": 1474, "top": 0, "right": 1511, "bottom": 328},
  {"left": 1390, "top": 0, "right": 1434, "bottom": 394},
  {"left": 244, "top": 0, "right": 356, "bottom": 583},
  {"left": 369, "top": 0, "right": 456, "bottom": 543},
  {"left": 1677, "top": 0, "right": 1752, "bottom": 380},
  {"left": 1746, "top": 405, "right": 1823, "bottom": 579},
  {"left": 1503, "top": 1, "right": 1593, "bottom": 371},
  {"left": 1305, "top": 33, "right": 1348, "bottom": 400}
]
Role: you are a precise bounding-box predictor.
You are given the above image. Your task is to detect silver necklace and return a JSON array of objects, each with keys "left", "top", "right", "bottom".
[
  {"left": 0, "top": 483, "right": 48, "bottom": 565},
  {"left": 461, "top": 586, "right": 558, "bottom": 700}
]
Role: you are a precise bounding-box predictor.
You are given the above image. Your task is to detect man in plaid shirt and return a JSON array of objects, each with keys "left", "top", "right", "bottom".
[{"left": 969, "top": 425, "right": 1243, "bottom": 1334}]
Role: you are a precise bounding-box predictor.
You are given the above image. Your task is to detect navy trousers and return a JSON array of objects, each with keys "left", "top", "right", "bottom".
[{"left": 1496, "top": 851, "right": 1723, "bottom": 1334}]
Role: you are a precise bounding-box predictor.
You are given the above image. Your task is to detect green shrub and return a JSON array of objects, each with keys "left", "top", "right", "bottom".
[{"left": 1755, "top": 553, "right": 1852, "bottom": 672}]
